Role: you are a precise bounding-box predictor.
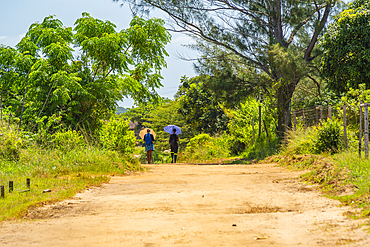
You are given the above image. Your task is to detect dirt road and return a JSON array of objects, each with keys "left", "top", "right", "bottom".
[{"left": 1, "top": 163, "right": 370, "bottom": 246}]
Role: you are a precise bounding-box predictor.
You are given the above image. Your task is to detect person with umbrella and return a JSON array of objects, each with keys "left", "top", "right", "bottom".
[
  {"left": 164, "top": 125, "right": 181, "bottom": 163},
  {"left": 140, "top": 128, "right": 156, "bottom": 164}
]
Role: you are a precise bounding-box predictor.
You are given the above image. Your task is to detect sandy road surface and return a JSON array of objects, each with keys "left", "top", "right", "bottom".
[{"left": 1, "top": 163, "right": 370, "bottom": 246}]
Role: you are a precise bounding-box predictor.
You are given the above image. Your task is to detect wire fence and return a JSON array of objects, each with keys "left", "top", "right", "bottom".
[{"left": 290, "top": 103, "right": 370, "bottom": 159}]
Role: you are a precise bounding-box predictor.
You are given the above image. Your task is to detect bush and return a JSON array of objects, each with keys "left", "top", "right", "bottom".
[
  {"left": 182, "top": 134, "right": 230, "bottom": 162},
  {"left": 243, "top": 138, "right": 279, "bottom": 160},
  {"left": 99, "top": 116, "right": 136, "bottom": 154},
  {"left": 226, "top": 97, "right": 277, "bottom": 155},
  {"left": 313, "top": 119, "right": 343, "bottom": 154},
  {"left": 53, "top": 130, "right": 85, "bottom": 151},
  {"left": 228, "top": 135, "right": 246, "bottom": 155},
  {"left": 0, "top": 130, "right": 23, "bottom": 161},
  {"left": 283, "top": 128, "right": 316, "bottom": 155},
  {"left": 186, "top": 134, "right": 212, "bottom": 153}
]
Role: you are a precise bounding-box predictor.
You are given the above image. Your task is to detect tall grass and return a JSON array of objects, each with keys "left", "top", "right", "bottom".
[
  {"left": 0, "top": 123, "right": 142, "bottom": 221},
  {"left": 181, "top": 134, "right": 231, "bottom": 163},
  {"left": 276, "top": 123, "right": 370, "bottom": 218},
  {"left": 0, "top": 147, "right": 142, "bottom": 221}
]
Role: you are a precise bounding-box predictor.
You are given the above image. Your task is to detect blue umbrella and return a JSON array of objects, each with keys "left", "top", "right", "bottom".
[{"left": 164, "top": 125, "right": 181, "bottom": 135}]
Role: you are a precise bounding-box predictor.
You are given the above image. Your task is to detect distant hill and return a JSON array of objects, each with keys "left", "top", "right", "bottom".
[{"left": 117, "top": 106, "right": 127, "bottom": 114}]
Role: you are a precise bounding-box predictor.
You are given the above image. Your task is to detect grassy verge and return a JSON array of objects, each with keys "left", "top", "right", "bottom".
[
  {"left": 0, "top": 147, "right": 142, "bottom": 221},
  {"left": 269, "top": 152, "right": 370, "bottom": 219}
]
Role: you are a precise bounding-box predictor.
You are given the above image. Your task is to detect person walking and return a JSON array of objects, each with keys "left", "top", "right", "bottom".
[
  {"left": 144, "top": 129, "right": 155, "bottom": 164},
  {"left": 169, "top": 128, "right": 179, "bottom": 163}
]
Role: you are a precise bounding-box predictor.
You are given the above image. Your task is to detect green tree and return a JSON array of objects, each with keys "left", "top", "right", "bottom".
[
  {"left": 123, "top": 99, "right": 195, "bottom": 150},
  {"left": 321, "top": 0, "right": 370, "bottom": 94},
  {"left": 115, "top": 0, "right": 341, "bottom": 137},
  {"left": 144, "top": 99, "right": 196, "bottom": 149},
  {"left": 99, "top": 116, "right": 136, "bottom": 154},
  {"left": 122, "top": 103, "right": 156, "bottom": 131},
  {"left": 227, "top": 96, "right": 277, "bottom": 155},
  {"left": 192, "top": 46, "right": 256, "bottom": 108},
  {"left": 177, "top": 76, "right": 229, "bottom": 135},
  {"left": 0, "top": 13, "right": 170, "bottom": 134}
]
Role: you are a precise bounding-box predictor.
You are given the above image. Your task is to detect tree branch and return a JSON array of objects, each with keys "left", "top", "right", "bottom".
[
  {"left": 286, "top": 3, "right": 328, "bottom": 45},
  {"left": 304, "top": 2, "right": 332, "bottom": 61}
]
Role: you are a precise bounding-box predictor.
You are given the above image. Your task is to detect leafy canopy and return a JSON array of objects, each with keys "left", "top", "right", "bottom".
[
  {"left": 0, "top": 13, "right": 171, "bottom": 133},
  {"left": 177, "top": 76, "right": 229, "bottom": 135},
  {"left": 321, "top": 0, "right": 370, "bottom": 94},
  {"left": 115, "top": 0, "right": 341, "bottom": 135}
]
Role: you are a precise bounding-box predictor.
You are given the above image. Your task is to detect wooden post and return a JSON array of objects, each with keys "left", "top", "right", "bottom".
[
  {"left": 316, "top": 106, "right": 319, "bottom": 126},
  {"left": 9, "top": 181, "right": 13, "bottom": 193},
  {"left": 26, "top": 178, "right": 30, "bottom": 188},
  {"left": 1, "top": 185, "right": 4, "bottom": 198},
  {"left": 328, "top": 105, "right": 332, "bottom": 120},
  {"left": 360, "top": 102, "right": 363, "bottom": 158},
  {"left": 263, "top": 120, "right": 270, "bottom": 143},
  {"left": 293, "top": 110, "right": 296, "bottom": 131},
  {"left": 343, "top": 105, "right": 348, "bottom": 149},
  {"left": 252, "top": 118, "right": 255, "bottom": 144},
  {"left": 364, "top": 103, "right": 369, "bottom": 159},
  {"left": 319, "top": 106, "right": 323, "bottom": 126},
  {"left": 258, "top": 92, "right": 261, "bottom": 137},
  {"left": 302, "top": 109, "right": 305, "bottom": 129}
]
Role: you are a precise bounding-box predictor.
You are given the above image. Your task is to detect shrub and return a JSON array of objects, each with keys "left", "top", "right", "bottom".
[
  {"left": 32, "top": 114, "right": 63, "bottom": 147},
  {"left": 313, "top": 119, "right": 343, "bottom": 154},
  {"left": 99, "top": 116, "right": 136, "bottom": 154},
  {"left": 226, "top": 97, "right": 277, "bottom": 155},
  {"left": 186, "top": 134, "right": 212, "bottom": 153},
  {"left": 53, "top": 130, "right": 85, "bottom": 151},
  {"left": 0, "top": 130, "right": 23, "bottom": 161},
  {"left": 283, "top": 128, "right": 316, "bottom": 155},
  {"left": 228, "top": 135, "right": 246, "bottom": 155},
  {"left": 182, "top": 134, "right": 230, "bottom": 162}
]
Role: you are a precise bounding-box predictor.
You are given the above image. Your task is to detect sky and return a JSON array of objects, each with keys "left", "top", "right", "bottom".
[{"left": 0, "top": 0, "right": 198, "bottom": 108}]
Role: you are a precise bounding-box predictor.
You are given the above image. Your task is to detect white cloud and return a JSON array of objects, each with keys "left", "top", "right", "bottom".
[
  {"left": 0, "top": 35, "right": 24, "bottom": 47},
  {"left": 171, "top": 35, "right": 195, "bottom": 45},
  {"left": 18, "top": 33, "right": 26, "bottom": 40}
]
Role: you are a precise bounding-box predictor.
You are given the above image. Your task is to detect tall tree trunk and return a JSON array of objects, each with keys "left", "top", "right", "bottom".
[{"left": 276, "top": 79, "right": 299, "bottom": 138}]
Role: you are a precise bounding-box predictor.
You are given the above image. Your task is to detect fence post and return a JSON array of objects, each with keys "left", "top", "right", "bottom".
[
  {"left": 258, "top": 93, "right": 262, "bottom": 137},
  {"left": 252, "top": 118, "right": 255, "bottom": 144},
  {"left": 319, "top": 106, "right": 323, "bottom": 126},
  {"left": 360, "top": 102, "right": 363, "bottom": 158},
  {"left": 27, "top": 178, "right": 30, "bottom": 188},
  {"left": 343, "top": 105, "right": 348, "bottom": 149},
  {"left": 9, "top": 181, "right": 13, "bottom": 193},
  {"left": 364, "top": 103, "right": 369, "bottom": 159},
  {"left": 263, "top": 120, "right": 270, "bottom": 143},
  {"left": 1, "top": 185, "right": 4, "bottom": 198},
  {"left": 293, "top": 110, "right": 296, "bottom": 131},
  {"left": 328, "top": 105, "right": 332, "bottom": 120},
  {"left": 302, "top": 109, "right": 305, "bottom": 129}
]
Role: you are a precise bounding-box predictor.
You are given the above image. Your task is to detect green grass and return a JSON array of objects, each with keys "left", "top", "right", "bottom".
[
  {"left": 331, "top": 152, "right": 370, "bottom": 217},
  {"left": 180, "top": 134, "right": 231, "bottom": 163},
  {"left": 0, "top": 174, "right": 109, "bottom": 221},
  {"left": 271, "top": 150, "right": 370, "bottom": 219},
  {"left": 269, "top": 125, "right": 370, "bottom": 219},
  {"left": 0, "top": 146, "right": 142, "bottom": 221}
]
